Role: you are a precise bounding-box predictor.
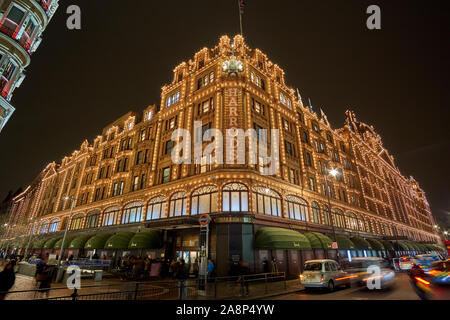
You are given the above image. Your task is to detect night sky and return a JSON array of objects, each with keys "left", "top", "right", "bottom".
[{"left": 0, "top": 1, "right": 448, "bottom": 226}]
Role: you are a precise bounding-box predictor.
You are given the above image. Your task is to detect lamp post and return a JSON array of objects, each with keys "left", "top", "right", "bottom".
[
  {"left": 24, "top": 218, "right": 39, "bottom": 261},
  {"left": 323, "top": 168, "right": 339, "bottom": 243},
  {"left": 56, "top": 196, "right": 76, "bottom": 282}
]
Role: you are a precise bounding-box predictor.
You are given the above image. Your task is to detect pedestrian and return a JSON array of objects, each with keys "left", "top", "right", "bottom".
[
  {"left": 237, "top": 261, "right": 250, "bottom": 296},
  {"left": 262, "top": 258, "right": 269, "bottom": 273},
  {"left": 0, "top": 263, "right": 16, "bottom": 300},
  {"left": 207, "top": 259, "right": 215, "bottom": 278},
  {"left": 270, "top": 257, "right": 278, "bottom": 273},
  {"left": 193, "top": 258, "right": 199, "bottom": 278}
]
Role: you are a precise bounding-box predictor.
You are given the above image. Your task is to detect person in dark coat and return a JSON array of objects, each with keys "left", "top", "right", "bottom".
[
  {"left": 262, "top": 258, "right": 269, "bottom": 273},
  {"left": 0, "top": 263, "right": 16, "bottom": 300},
  {"left": 176, "top": 259, "right": 188, "bottom": 280}
]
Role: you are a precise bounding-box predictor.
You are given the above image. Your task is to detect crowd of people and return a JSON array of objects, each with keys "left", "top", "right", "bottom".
[{"left": 116, "top": 256, "right": 216, "bottom": 281}]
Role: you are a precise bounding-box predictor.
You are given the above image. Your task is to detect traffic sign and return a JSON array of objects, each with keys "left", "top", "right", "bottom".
[
  {"left": 199, "top": 214, "right": 210, "bottom": 226},
  {"left": 331, "top": 242, "right": 339, "bottom": 249}
]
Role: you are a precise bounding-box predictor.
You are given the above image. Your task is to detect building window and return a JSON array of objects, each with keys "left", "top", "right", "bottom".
[
  {"left": 279, "top": 92, "right": 291, "bottom": 109},
  {"left": 285, "top": 141, "right": 293, "bottom": 156},
  {"left": 323, "top": 205, "right": 331, "bottom": 225},
  {"left": 122, "top": 201, "right": 144, "bottom": 224},
  {"left": 119, "top": 181, "right": 124, "bottom": 195},
  {"left": 94, "top": 188, "right": 100, "bottom": 202},
  {"left": 40, "top": 222, "right": 49, "bottom": 234},
  {"left": 146, "top": 196, "right": 166, "bottom": 220},
  {"left": 86, "top": 210, "right": 100, "bottom": 229},
  {"left": 286, "top": 195, "right": 309, "bottom": 221},
  {"left": 311, "top": 202, "right": 321, "bottom": 224},
  {"left": 102, "top": 207, "right": 120, "bottom": 227},
  {"left": 165, "top": 141, "right": 174, "bottom": 155},
  {"left": 332, "top": 209, "right": 346, "bottom": 229},
  {"left": 132, "top": 176, "right": 139, "bottom": 191},
  {"left": 345, "top": 212, "right": 358, "bottom": 230},
  {"left": 162, "top": 167, "right": 170, "bottom": 183},
  {"left": 112, "top": 182, "right": 119, "bottom": 196},
  {"left": 251, "top": 187, "right": 282, "bottom": 217},
  {"left": 169, "top": 192, "right": 188, "bottom": 217},
  {"left": 1, "top": 4, "right": 25, "bottom": 36},
  {"left": 222, "top": 183, "right": 248, "bottom": 212},
  {"left": 70, "top": 214, "right": 84, "bottom": 231},
  {"left": 140, "top": 174, "right": 146, "bottom": 189},
  {"left": 305, "top": 152, "right": 313, "bottom": 167},
  {"left": 191, "top": 185, "right": 218, "bottom": 216},
  {"left": 309, "top": 177, "right": 316, "bottom": 191},
  {"left": 166, "top": 91, "right": 180, "bottom": 107},
  {"left": 47, "top": 219, "right": 59, "bottom": 233},
  {"left": 289, "top": 169, "right": 296, "bottom": 184}
]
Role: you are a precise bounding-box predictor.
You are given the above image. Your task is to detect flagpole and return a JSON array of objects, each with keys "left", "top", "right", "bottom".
[{"left": 238, "top": 0, "right": 243, "bottom": 36}]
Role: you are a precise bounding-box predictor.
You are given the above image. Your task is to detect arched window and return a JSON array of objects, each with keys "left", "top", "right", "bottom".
[
  {"left": 169, "top": 192, "right": 187, "bottom": 217},
  {"left": 286, "top": 196, "right": 309, "bottom": 221},
  {"left": 49, "top": 219, "right": 60, "bottom": 233},
  {"left": 358, "top": 215, "right": 366, "bottom": 232},
  {"left": 86, "top": 210, "right": 100, "bottom": 229},
  {"left": 40, "top": 221, "right": 49, "bottom": 234},
  {"left": 332, "top": 209, "right": 346, "bottom": 229},
  {"left": 122, "top": 201, "right": 144, "bottom": 224},
  {"left": 222, "top": 183, "right": 248, "bottom": 212},
  {"left": 102, "top": 206, "right": 120, "bottom": 226},
  {"left": 323, "top": 205, "right": 331, "bottom": 226},
  {"left": 70, "top": 214, "right": 84, "bottom": 231},
  {"left": 345, "top": 212, "right": 358, "bottom": 230},
  {"left": 191, "top": 186, "right": 218, "bottom": 216},
  {"left": 311, "top": 202, "right": 321, "bottom": 224},
  {"left": 252, "top": 187, "right": 281, "bottom": 217},
  {"left": 146, "top": 196, "right": 166, "bottom": 220}
]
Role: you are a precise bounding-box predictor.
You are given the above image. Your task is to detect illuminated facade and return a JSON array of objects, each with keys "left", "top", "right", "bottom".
[
  {"left": 0, "top": 0, "right": 59, "bottom": 132},
  {"left": 4, "top": 35, "right": 440, "bottom": 275}
]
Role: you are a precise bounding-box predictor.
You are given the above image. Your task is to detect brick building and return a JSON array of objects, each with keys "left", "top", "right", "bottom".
[{"left": 2, "top": 35, "right": 441, "bottom": 275}]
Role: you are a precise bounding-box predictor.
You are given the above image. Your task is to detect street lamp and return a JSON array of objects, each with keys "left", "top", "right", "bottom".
[
  {"left": 56, "top": 196, "right": 77, "bottom": 282},
  {"left": 323, "top": 167, "right": 339, "bottom": 243},
  {"left": 24, "top": 218, "right": 40, "bottom": 261}
]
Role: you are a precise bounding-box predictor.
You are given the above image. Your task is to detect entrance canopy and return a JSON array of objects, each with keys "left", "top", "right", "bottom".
[
  {"left": 84, "top": 234, "right": 112, "bottom": 250},
  {"left": 69, "top": 235, "right": 92, "bottom": 250},
  {"left": 54, "top": 237, "right": 75, "bottom": 250},
  {"left": 128, "top": 231, "right": 161, "bottom": 249},
  {"left": 366, "top": 238, "right": 384, "bottom": 251},
  {"left": 335, "top": 235, "right": 355, "bottom": 250},
  {"left": 304, "top": 232, "right": 332, "bottom": 250},
  {"left": 104, "top": 232, "right": 135, "bottom": 250},
  {"left": 255, "top": 227, "right": 311, "bottom": 250},
  {"left": 350, "top": 237, "right": 372, "bottom": 250},
  {"left": 43, "top": 238, "right": 60, "bottom": 250}
]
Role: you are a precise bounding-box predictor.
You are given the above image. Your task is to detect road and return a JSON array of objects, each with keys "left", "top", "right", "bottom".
[{"left": 268, "top": 273, "right": 420, "bottom": 300}]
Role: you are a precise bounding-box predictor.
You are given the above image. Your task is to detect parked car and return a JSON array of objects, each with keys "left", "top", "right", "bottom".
[
  {"left": 341, "top": 257, "right": 396, "bottom": 289},
  {"left": 393, "top": 256, "right": 414, "bottom": 271},
  {"left": 300, "top": 259, "right": 351, "bottom": 292}
]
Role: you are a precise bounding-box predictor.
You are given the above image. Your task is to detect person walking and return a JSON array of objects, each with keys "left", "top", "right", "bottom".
[
  {"left": 237, "top": 261, "right": 250, "bottom": 297},
  {"left": 0, "top": 263, "right": 16, "bottom": 300},
  {"left": 207, "top": 259, "right": 215, "bottom": 279},
  {"left": 262, "top": 258, "right": 269, "bottom": 273},
  {"left": 270, "top": 257, "right": 278, "bottom": 273},
  {"left": 193, "top": 258, "right": 199, "bottom": 278}
]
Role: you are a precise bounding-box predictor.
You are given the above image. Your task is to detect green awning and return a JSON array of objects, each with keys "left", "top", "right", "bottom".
[
  {"left": 84, "top": 234, "right": 112, "bottom": 249},
  {"left": 54, "top": 237, "right": 76, "bottom": 250},
  {"left": 128, "top": 231, "right": 161, "bottom": 249},
  {"left": 350, "top": 237, "right": 372, "bottom": 250},
  {"left": 335, "top": 235, "right": 355, "bottom": 250},
  {"left": 393, "top": 241, "right": 409, "bottom": 251},
  {"left": 104, "top": 232, "right": 135, "bottom": 250},
  {"left": 380, "top": 240, "right": 394, "bottom": 251},
  {"left": 43, "top": 238, "right": 60, "bottom": 250},
  {"left": 69, "top": 235, "right": 92, "bottom": 249},
  {"left": 366, "top": 238, "right": 384, "bottom": 251},
  {"left": 406, "top": 242, "right": 420, "bottom": 252},
  {"left": 31, "top": 238, "right": 48, "bottom": 249},
  {"left": 304, "top": 232, "right": 332, "bottom": 250},
  {"left": 414, "top": 243, "right": 428, "bottom": 252},
  {"left": 255, "top": 227, "right": 312, "bottom": 250}
]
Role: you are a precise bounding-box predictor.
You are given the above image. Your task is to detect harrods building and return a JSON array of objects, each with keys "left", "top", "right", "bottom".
[{"left": 3, "top": 35, "right": 441, "bottom": 276}]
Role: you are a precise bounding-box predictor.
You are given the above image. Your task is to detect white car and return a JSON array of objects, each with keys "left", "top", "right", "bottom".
[
  {"left": 300, "top": 259, "right": 351, "bottom": 292},
  {"left": 394, "top": 257, "right": 414, "bottom": 271}
]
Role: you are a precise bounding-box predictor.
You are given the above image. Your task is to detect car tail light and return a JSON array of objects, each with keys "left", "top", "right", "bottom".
[
  {"left": 415, "top": 277, "right": 430, "bottom": 286},
  {"left": 321, "top": 274, "right": 324, "bottom": 281}
]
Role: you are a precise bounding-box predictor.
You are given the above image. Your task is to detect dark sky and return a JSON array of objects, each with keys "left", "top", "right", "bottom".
[{"left": 0, "top": 1, "right": 448, "bottom": 225}]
